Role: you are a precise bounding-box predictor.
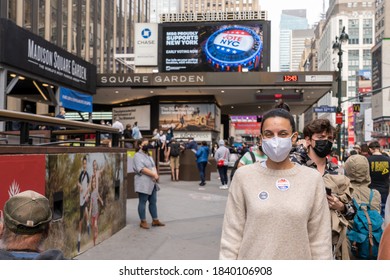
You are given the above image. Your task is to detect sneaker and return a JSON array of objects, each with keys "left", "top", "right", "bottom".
[
  {"left": 199, "top": 182, "right": 206, "bottom": 186},
  {"left": 219, "top": 185, "right": 228, "bottom": 190}
]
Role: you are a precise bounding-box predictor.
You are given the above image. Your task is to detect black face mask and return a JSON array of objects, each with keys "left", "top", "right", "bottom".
[
  {"left": 142, "top": 146, "right": 149, "bottom": 153},
  {"left": 313, "top": 140, "right": 333, "bottom": 158}
]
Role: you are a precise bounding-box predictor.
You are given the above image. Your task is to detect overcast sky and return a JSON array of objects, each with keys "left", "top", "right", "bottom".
[{"left": 260, "top": 0, "right": 328, "bottom": 71}]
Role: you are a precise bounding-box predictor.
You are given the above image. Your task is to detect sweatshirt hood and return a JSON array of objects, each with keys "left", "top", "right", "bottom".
[{"left": 344, "top": 154, "right": 371, "bottom": 186}]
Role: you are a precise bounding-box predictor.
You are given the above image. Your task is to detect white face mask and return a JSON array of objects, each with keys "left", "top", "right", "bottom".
[{"left": 261, "top": 136, "right": 293, "bottom": 163}]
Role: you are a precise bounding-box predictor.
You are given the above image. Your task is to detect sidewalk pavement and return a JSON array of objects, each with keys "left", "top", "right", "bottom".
[{"left": 75, "top": 172, "right": 229, "bottom": 260}]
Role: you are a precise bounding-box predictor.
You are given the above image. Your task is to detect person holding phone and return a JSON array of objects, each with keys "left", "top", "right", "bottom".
[
  {"left": 220, "top": 108, "right": 332, "bottom": 260},
  {"left": 291, "top": 118, "right": 356, "bottom": 259}
]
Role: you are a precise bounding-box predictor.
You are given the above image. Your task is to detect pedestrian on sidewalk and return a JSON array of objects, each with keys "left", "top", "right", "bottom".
[
  {"left": 196, "top": 141, "right": 209, "bottom": 188},
  {"left": 133, "top": 138, "right": 165, "bottom": 229},
  {"left": 215, "top": 139, "right": 230, "bottom": 189},
  {"left": 220, "top": 108, "right": 332, "bottom": 260}
]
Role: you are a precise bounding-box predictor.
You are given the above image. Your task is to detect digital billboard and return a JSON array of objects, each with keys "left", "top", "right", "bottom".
[
  {"left": 159, "top": 103, "right": 216, "bottom": 131},
  {"left": 159, "top": 21, "right": 270, "bottom": 72}
]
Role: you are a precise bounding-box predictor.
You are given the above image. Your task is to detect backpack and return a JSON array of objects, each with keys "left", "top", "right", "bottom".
[
  {"left": 347, "top": 189, "right": 384, "bottom": 259},
  {"left": 230, "top": 151, "right": 256, "bottom": 181},
  {"left": 170, "top": 143, "right": 180, "bottom": 157}
]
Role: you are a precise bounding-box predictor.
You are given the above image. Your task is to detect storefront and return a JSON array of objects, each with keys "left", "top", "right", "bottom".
[{"left": 0, "top": 18, "right": 96, "bottom": 127}]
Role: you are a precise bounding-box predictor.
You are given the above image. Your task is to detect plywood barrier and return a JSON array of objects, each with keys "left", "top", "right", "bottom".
[{"left": 0, "top": 147, "right": 127, "bottom": 259}]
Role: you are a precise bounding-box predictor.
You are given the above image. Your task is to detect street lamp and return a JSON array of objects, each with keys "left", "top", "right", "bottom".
[{"left": 332, "top": 26, "right": 349, "bottom": 160}]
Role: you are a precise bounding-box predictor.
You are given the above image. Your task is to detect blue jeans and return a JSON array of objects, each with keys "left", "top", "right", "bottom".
[
  {"left": 218, "top": 166, "right": 228, "bottom": 185},
  {"left": 138, "top": 186, "right": 158, "bottom": 220},
  {"left": 197, "top": 161, "right": 207, "bottom": 183}
]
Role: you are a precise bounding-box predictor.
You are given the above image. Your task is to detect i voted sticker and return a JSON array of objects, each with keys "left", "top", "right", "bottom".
[
  {"left": 258, "top": 191, "right": 269, "bottom": 200},
  {"left": 275, "top": 178, "right": 290, "bottom": 191}
]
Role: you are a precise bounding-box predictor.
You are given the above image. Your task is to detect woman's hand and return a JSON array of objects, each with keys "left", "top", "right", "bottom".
[{"left": 327, "top": 195, "right": 345, "bottom": 212}]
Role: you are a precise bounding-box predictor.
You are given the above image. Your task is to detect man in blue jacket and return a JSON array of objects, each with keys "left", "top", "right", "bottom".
[{"left": 196, "top": 141, "right": 210, "bottom": 188}]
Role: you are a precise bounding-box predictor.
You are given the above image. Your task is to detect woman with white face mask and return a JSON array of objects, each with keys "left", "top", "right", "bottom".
[{"left": 220, "top": 108, "right": 332, "bottom": 260}]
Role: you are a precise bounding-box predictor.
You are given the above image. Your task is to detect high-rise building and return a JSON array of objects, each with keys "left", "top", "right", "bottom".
[
  {"left": 150, "top": 0, "right": 180, "bottom": 23},
  {"left": 314, "top": 0, "right": 375, "bottom": 145},
  {"left": 371, "top": 0, "right": 390, "bottom": 147},
  {"left": 1, "top": 0, "right": 150, "bottom": 74},
  {"left": 279, "top": 9, "right": 310, "bottom": 72}
]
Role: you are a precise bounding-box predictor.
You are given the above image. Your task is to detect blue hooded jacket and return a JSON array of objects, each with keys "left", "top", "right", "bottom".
[{"left": 196, "top": 145, "right": 209, "bottom": 163}]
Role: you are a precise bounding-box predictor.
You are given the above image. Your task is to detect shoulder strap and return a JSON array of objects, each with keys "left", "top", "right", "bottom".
[
  {"left": 249, "top": 151, "right": 256, "bottom": 163},
  {"left": 368, "top": 189, "right": 374, "bottom": 208}
]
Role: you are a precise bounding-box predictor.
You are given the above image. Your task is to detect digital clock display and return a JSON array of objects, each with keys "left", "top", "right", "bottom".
[{"left": 283, "top": 75, "right": 299, "bottom": 82}]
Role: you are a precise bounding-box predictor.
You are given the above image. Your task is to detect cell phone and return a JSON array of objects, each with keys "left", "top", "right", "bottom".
[{"left": 325, "top": 187, "right": 332, "bottom": 196}]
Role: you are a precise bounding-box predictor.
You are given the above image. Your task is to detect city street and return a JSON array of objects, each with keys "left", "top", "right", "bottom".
[{"left": 75, "top": 172, "right": 228, "bottom": 260}]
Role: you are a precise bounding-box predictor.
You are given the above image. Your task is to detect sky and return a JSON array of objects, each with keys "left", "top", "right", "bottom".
[{"left": 260, "top": 0, "right": 328, "bottom": 71}]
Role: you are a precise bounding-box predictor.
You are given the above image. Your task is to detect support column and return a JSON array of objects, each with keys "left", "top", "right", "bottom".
[{"left": 0, "top": 68, "right": 7, "bottom": 131}]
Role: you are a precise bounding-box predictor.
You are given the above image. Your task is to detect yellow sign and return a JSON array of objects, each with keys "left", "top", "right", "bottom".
[{"left": 353, "top": 103, "right": 360, "bottom": 113}]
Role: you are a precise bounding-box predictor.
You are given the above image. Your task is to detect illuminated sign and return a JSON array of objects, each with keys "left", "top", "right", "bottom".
[{"left": 283, "top": 75, "right": 298, "bottom": 82}]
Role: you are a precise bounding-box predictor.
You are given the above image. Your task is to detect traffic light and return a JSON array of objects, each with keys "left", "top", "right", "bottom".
[{"left": 358, "top": 95, "right": 363, "bottom": 102}]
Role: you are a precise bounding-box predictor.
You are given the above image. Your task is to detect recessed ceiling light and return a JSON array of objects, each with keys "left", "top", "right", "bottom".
[
  {"left": 10, "top": 73, "right": 16, "bottom": 78},
  {"left": 258, "top": 106, "right": 261, "bottom": 109},
  {"left": 150, "top": 91, "right": 154, "bottom": 94},
  {"left": 231, "top": 106, "right": 234, "bottom": 109},
  {"left": 115, "top": 90, "right": 119, "bottom": 94},
  {"left": 221, "top": 90, "right": 225, "bottom": 93}
]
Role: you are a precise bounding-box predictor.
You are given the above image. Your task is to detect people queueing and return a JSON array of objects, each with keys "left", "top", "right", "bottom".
[{"left": 220, "top": 108, "right": 332, "bottom": 260}]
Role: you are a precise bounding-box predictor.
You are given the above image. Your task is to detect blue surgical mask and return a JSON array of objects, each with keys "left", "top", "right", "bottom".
[{"left": 261, "top": 136, "right": 293, "bottom": 163}]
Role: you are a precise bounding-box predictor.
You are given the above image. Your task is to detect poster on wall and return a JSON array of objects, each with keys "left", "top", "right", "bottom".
[
  {"left": 215, "top": 106, "right": 221, "bottom": 132},
  {"left": 45, "top": 152, "right": 125, "bottom": 258},
  {"left": 112, "top": 105, "right": 151, "bottom": 130},
  {"left": 0, "top": 155, "right": 46, "bottom": 211},
  {"left": 159, "top": 104, "right": 216, "bottom": 131},
  {"left": 160, "top": 20, "right": 270, "bottom": 72}
]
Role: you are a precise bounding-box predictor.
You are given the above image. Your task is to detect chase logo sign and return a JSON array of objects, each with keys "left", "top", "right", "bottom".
[
  {"left": 204, "top": 26, "right": 263, "bottom": 72},
  {"left": 141, "top": 28, "right": 152, "bottom": 39}
]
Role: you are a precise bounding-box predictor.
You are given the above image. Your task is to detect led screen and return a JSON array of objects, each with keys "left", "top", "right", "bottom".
[{"left": 159, "top": 21, "right": 270, "bottom": 72}]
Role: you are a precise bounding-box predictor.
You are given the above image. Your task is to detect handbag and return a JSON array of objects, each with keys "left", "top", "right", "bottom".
[
  {"left": 217, "top": 159, "right": 225, "bottom": 167},
  {"left": 217, "top": 150, "right": 228, "bottom": 167}
]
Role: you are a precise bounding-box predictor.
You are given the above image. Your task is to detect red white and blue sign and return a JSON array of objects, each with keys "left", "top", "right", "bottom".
[{"left": 204, "top": 26, "right": 263, "bottom": 72}]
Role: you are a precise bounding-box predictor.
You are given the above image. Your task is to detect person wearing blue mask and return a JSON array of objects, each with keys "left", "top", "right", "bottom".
[{"left": 220, "top": 108, "right": 332, "bottom": 260}]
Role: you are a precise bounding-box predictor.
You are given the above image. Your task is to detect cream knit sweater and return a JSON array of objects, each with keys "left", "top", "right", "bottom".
[{"left": 220, "top": 162, "right": 332, "bottom": 260}]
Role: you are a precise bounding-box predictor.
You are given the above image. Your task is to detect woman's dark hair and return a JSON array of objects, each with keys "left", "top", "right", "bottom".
[
  {"left": 135, "top": 138, "right": 147, "bottom": 152},
  {"left": 261, "top": 108, "right": 296, "bottom": 133},
  {"left": 201, "top": 141, "right": 207, "bottom": 146},
  {"left": 274, "top": 100, "right": 290, "bottom": 112}
]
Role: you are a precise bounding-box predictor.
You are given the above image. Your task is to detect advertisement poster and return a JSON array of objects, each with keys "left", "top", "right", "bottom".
[
  {"left": 356, "top": 69, "right": 372, "bottom": 94},
  {"left": 112, "top": 105, "right": 151, "bottom": 130},
  {"left": 45, "top": 152, "right": 125, "bottom": 258},
  {"left": 0, "top": 155, "right": 46, "bottom": 211},
  {"left": 160, "top": 21, "right": 270, "bottom": 72},
  {"left": 348, "top": 106, "right": 355, "bottom": 147},
  {"left": 134, "top": 23, "right": 158, "bottom": 66},
  {"left": 159, "top": 104, "right": 216, "bottom": 131}
]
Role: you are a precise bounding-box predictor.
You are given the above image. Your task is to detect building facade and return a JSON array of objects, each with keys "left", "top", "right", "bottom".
[
  {"left": 371, "top": 0, "right": 390, "bottom": 147},
  {"left": 279, "top": 9, "right": 309, "bottom": 72},
  {"left": 315, "top": 0, "right": 375, "bottom": 147}
]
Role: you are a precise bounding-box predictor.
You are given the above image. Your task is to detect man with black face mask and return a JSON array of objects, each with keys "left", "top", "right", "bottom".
[{"left": 291, "top": 118, "right": 356, "bottom": 260}]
